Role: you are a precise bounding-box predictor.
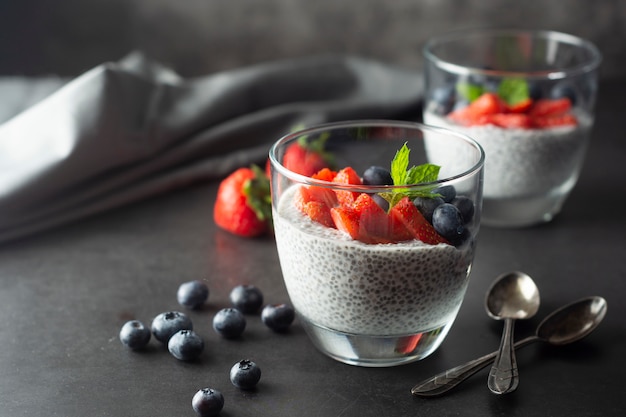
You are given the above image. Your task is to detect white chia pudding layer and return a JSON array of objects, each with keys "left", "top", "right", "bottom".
[
  {"left": 274, "top": 185, "right": 473, "bottom": 336},
  {"left": 423, "top": 110, "right": 593, "bottom": 198}
]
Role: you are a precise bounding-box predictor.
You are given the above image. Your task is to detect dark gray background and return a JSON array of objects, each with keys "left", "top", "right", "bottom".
[{"left": 1, "top": 0, "right": 624, "bottom": 79}]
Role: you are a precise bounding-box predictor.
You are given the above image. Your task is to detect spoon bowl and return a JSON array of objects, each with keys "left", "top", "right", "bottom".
[
  {"left": 484, "top": 271, "right": 540, "bottom": 394},
  {"left": 411, "top": 296, "right": 607, "bottom": 397}
]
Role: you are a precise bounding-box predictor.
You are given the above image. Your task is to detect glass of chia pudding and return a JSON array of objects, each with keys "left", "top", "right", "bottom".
[
  {"left": 269, "top": 120, "right": 484, "bottom": 366},
  {"left": 423, "top": 29, "right": 601, "bottom": 227}
]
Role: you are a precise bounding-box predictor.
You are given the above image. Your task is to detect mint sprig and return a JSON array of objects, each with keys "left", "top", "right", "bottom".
[
  {"left": 380, "top": 143, "right": 440, "bottom": 208},
  {"left": 497, "top": 78, "right": 529, "bottom": 105}
]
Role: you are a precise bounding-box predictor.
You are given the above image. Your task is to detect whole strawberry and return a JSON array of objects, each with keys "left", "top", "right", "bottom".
[
  {"left": 214, "top": 166, "right": 271, "bottom": 237},
  {"left": 282, "top": 135, "right": 333, "bottom": 177}
]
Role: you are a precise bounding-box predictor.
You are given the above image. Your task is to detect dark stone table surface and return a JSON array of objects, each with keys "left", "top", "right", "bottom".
[{"left": 1, "top": 80, "right": 625, "bottom": 417}]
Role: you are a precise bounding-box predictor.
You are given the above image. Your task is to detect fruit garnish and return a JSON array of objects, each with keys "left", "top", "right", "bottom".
[
  {"left": 497, "top": 78, "right": 529, "bottom": 106},
  {"left": 447, "top": 78, "right": 578, "bottom": 129},
  {"left": 389, "top": 197, "right": 449, "bottom": 245},
  {"left": 214, "top": 165, "right": 272, "bottom": 238},
  {"left": 379, "top": 143, "right": 440, "bottom": 208}
]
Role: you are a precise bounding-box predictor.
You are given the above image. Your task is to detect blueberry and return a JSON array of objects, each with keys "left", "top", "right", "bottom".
[
  {"left": 528, "top": 81, "right": 544, "bottom": 100},
  {"left": 431, "top": 85, "right": 456, "bottom": 115},
  {"left": 550, "top": 82, "right": 577, "bottom": 105},
  {"left": 213, "top": 308, "right": 246, "bottom": 338},
  {"left": 230, "top": 359, "right": 262, "bottom": 390},
  {"left": 372, "top": 194, "right": 389, "bottom": 212},
  {"left": 229, "top": 285, "right": 264, "bottom": 314},
  {"left": 192, "top": 387, "right": 224, "bottom": 417},
  {"left": 177, "top": 280, "right": 209, "bottom": 310},
  {"left": 362, "top": 166, "right": 393, "bottom": 186},
  {"left": 261, "top": 304, "right": 296, "bottom": 332},
  {"left": 151, "top": 311, "right": 193, "bottom": 344},
  {"left": 432, "top": 203, "right": 468, "bottom": 246},
  {"left": 168, "top": 329, "right": 204, "bottom": 361},
  {"left": 119, "top": 320, "right": 151, "bottom": 349},
  {"left": 413, "top": 196, "right": 444, "bottom": 223},
  {"left": 435, "top": 185, "right": 456, "bottom": 203},
  {"left": 451, "top": 196, "right": 475, "bottom": 224}
]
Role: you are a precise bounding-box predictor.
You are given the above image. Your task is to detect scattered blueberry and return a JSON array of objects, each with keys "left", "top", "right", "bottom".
[
  {"left": 435, "top": 185, "right": 456, "bottom": 203},
  {"left": 230, "top": 359, "right": 262, "bottom": 390},
  {"left": 451, "top": 196, "right": 475, "bottom": 224},
  {"left": 261, "top": 304, "right": 296, "bottom": 332},
  {"left": 119, "top": 320, "right": 151, "bottom": 349},
  {"left": 432, "top": 203, "right": 468, "bottom": 246},
  {"left": 168, "top": 329, "right": 204, "bottom": 361},
  {"left": 177, "top": 280, "right": 209, "bottom": 310},
  {"left": 213, "top": 308, "right": 246, "bottom": 338},
  {"left": 362, "top": 166, "right": 393, "bottom": 186},
  {"left": 229, "top": 285, "right": 264, "bottom": 314},
  {"left": 151, "top": 311, "right": 193, "bottom": 344},
  {"left": 192, "top": 387, "right": 224, "bottom": 417},
  {"left": 528, "top": 80, "right": 544, "bottom": 100},
  {"left": 413, "top": 196, "right": 444, "bottom": 223}
]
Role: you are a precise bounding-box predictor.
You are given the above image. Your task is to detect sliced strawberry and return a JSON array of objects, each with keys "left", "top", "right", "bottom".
[
  {"left": 529, "top": 98, "right": 572, "bottom": 118},
  {"left": 507, "top": 97, "right": 533, "bottom": 113},
  {"left": 332, "top": 167, "right": 362, "bottom": 207},
  {"left": 390, "top": 197, "right": 449, "bottom": 245},
  {"left": 303, "top": 201, "right": 335, "bottom": 228},
  {"left": 282, "top": 140, "right": 331, "bottom": 177},
  {"left": 352, "top": 193, "right": 394, "bottom": 243},
  {"left": 330, "top": 206, "right": 362, "bottom": 241},
  {"left": 477, "top": 113, "right": 532, "bottom": 129},
  {"left": 312, "top": 167, "right": 337, "bottom": 181},
  {"left": 449, "top": 93, "right": 507, "bottom": 126},
  {"left": 531, "top": 113, "right": 578, "bottom": 128}
]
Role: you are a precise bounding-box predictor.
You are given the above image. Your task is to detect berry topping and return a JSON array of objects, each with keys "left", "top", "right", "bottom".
[
  {"left": 283, "top": 133, "right": 333, "bottom": 177},
  {"left": 432, "top": 203, "right": 468, "bottom": 246},
  {"left": 362, "top": 165, "right": 393, "bottom": 186}
]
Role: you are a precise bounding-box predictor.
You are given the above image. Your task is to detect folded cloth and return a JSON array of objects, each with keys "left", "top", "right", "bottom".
[{"left": 0, "top": 52, "right": 423, "bottom": 244}]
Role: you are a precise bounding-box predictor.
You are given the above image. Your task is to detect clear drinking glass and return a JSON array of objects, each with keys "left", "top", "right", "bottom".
[
  {"left": 269, "top": 120, "right": 484, "bottom": 367},
  {"left": 423, "top": 29, "right": 601, "bottom": 227}
]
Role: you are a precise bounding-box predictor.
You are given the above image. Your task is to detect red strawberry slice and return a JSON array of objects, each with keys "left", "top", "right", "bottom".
[
  {"left": 449, "top": 93, "right": 507, "bottom": 126},
  {"left": 352, "top": 193, "right": 394, "bottom": 243},
  {"left": 332, "top": 167, "right": 362, "bottom": 207},
  {"left": 330, "top": 206, "right": 362, "bottom": 241},
  {"left": 531, "top": 113, "right": 578, "bottom": 128},
  {"left": 390, "top": 197, "right": 449, "bottom": 245},
  {"left": 477, "top": 113, "right": 532, "bottom": 129},
  {"left": 529, "top": 98, "right": 572, "bottom": 117},
  {"left": 507, "top": 97, "right": 533, "bottom": 113},
  {"left": 312, "top": 167, "right": 337, "bottom": 181},
  {"left": 303, "top": 201, "right": 335, "bottom": 228}
]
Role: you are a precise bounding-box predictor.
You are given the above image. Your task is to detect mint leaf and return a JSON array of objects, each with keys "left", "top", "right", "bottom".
[
  {"left": 382, "top": 143, "right": 441, "bottom": 208},
  {"left": 456, "top": 82, "right": 484, "bottom": 102},
  {"left": 498, "top": 78, "right": 529, "bottom": 105}
]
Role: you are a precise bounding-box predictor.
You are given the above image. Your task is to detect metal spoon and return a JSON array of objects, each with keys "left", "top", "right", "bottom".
[
  {"left": 411, "top": 296, "right": 607, "bottom": 397},
  {"left": 485, "top": 271, "right": 540, "bottom": 394}
]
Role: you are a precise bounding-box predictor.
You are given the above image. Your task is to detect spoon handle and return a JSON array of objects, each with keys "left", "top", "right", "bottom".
[
  {"left": 488, "top": 318, "right": 519, "bottom": 394},
  {"left": 411, "top": 336, "right": 537, "bottom": 397}
]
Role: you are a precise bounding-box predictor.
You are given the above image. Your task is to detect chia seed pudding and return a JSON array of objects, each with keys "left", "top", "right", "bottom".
[
  {"left": 423, "top": 109, "right": 593, "bottom": 199},
  {"left": 273, "top": 185, "right": 473, "bottom": 336}
]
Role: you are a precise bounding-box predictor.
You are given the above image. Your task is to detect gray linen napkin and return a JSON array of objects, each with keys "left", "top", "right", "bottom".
[{"left": 0, "top": 52, "right": 423, "bottom": 244}]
